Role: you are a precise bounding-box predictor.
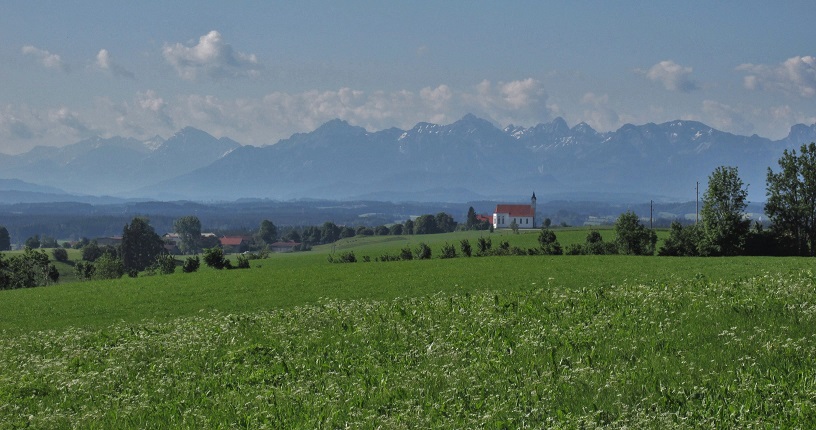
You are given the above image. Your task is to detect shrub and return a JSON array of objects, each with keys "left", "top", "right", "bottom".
[
  {"left": 94, "top": 254, "right": 125, "bottom": 280},
  {"left": 538, "top": 228, "right": 563, "bottom": 255},
  {"left": 74, "top": 261, "right": 95, "bottom": 281},
  {"left": 414, "top": 243, "right": 432, "bottom": 260},
  {"left": 439, "top": 243, "right": 457, "bottom": 259},
  {"left": 460, "top": 239, "right": 472, "bottom": 257},
  {"left": 328, "top": 251, "right": 357, "bottom": 263},
  {"left": 476, "top": 237, "right": 492, "bottom": 255},
  {"left": 236, "top": 254, "right": 251, "bottom": 269},
  {"left": 203, "top": 248, "right": 228, "bottom": 270},
  {"left": 182, "top": 256, "right": 200, "bottom": 273},
  {"left": 52, "top": 248, "right": 69, "bottom": 262},
  {"left": 153, "top": 254, "right": 177, "bottom": 275},
  {"left": 399, "top": 246, "right": 413, "bottom": 261}
]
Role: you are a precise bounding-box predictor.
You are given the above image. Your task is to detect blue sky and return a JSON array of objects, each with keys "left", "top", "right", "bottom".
[{"left": 1, "top": 1, "right": 814, "bottom": 153}]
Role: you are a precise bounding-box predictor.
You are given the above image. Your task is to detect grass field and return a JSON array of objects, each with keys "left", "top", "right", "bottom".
[{"left": 1, "top": 228, "right": 815, "bottom": 427}]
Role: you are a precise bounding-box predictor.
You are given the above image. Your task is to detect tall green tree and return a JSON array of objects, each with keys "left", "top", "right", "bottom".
[
  {"left": 766, "top": 142, "right": 816, "bottom": 256},
  {"left": 257, "top": 219, "right": 278, "bottom": 245},
  {"left": 700, "top": 166, "right": 750, "bottom": 256},
  {"left": 413, "top": 215, "right": 437, "bottom": 235},
  {"left": 0, "top": 226, "right": 10, "bottom": 251},
  {"left": 174, "top": 216, "right": 202, "bottom": 254},
  {"left": 435, "top": 212, "right": 457, "bottom": 233},
  {"left": 466, "top": 207, "right": 478, "bottom": 230},
  {"left": 614, "top": 211, "right": 657, "bottom": 255},
  {"left": 121, "top": 217, "right": 165, "bottom": 272}
]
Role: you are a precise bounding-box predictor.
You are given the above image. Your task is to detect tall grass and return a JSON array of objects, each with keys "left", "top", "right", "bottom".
[{"left": 1, "top": 271, "right": 814, "bottom": 427}]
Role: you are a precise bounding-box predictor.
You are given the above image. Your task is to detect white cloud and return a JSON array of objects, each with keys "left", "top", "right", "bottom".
[
  {"left": 95, "top": 49, "right": 135, "bottom": 79},
  {"left": 21, "top": 45, "right": 69, "bottom": 72},
  {"left": 580, "top": 92, "right": 621, "bottom": 131},
  {"left": 700, "top": 100, "right": 755, "bottom": 135},
  {"left": 640, "top": 60, "right": 698, "bottom": 92},
  {"left": 463, "top": 78, "right": 553, "bottom": 126},
  {"left": 737, "top": 56, "right": 816, "bottom": 98},
  {"left": 162, "top": 30, "right": 261, "bottom": 80}
]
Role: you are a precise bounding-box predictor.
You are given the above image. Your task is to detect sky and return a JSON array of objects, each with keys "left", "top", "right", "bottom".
[{"left": 1, "top": 1, "right": 814, "bottom": 154}]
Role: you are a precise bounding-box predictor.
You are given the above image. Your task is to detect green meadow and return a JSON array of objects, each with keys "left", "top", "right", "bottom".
[{"left": 1, "top": 228, "right": 815, "bottom": 427}]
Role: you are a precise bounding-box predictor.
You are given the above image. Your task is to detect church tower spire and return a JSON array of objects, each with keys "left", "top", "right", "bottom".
[{"left": 531, "top": 192, "right": 537, "bottom": 228}]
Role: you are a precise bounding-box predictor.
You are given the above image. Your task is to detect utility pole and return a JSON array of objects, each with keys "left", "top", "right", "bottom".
[
  {"left": 650, "top": 200, "right": 653, "bottom": 229},
  {"left": 696, "top": 181, "right": 699, "bottom": 225}
]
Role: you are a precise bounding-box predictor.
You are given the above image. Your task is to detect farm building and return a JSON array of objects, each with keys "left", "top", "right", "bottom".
[{"left": 493, "top": 193, "right": 537, "bottom": 229}]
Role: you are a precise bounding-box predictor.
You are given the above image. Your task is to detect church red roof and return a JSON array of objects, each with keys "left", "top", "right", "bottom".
[{"left": 494, "top": 204, "right": 534, "bottom": 217}]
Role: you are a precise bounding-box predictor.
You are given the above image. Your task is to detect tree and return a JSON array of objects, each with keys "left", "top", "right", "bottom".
[
  {"left": 94, "top": 254, "right": 125, "bottom": 280},
  {"left": 121, "top": 217, "right": 165, "bottom": 272},
  {"left": 466, "top": 207, "right": 478, "bottom": 230},
  {"left": 174, "top": 216, "right": 202, "bottom": 254},
  {"left": 374, "top": 225, "right": 390, "bottom": 236},
  {"left": 321, "top": 222, "right": 341, "bottom": 244},
  {"left": 257, "top": 219, "right": 278, "bottom": 246},
  {"left": 765, "top": 142, "right": 816, "bottom": 256},
  {"left": 52, "top": 248, "right": 69, "bottom": 262},
  {"left": 0, "top": 226, "right": 10, "bottom": 251},
  {"left": 413, "top": 215, "right": 437, "bottom": 235},
  {"left": 435, "top": 212, "right": 457, "bottom": 233},
  {"left": 203, "top": 247, "right": 230, "bottom": 270},
  {"left": 509, "top": 219, "right": 519, "bottom": 234},
  {"left": 404, "top": 219, "right": 415, "bottom": 235},
  {"left": 614, "top": 211, "right": 657, "bottom": 255},
  {"left": 538, "top": 228, "right": 563, "bottom": 255},
  {"left": 389, "top": 224, "right": 404, "bottom": 235},
  {"left": 82, "top": 241, "right": 104, "bottom": 262},
  {"left": 182, "top": 256, "right": 200, "bottom": 273},
  {"left": 25, "top": 235, "right": 41, "bottom": 249},
  {"left": 460, "top": 239, "right": 472, "bottom": 257},
  {"left": 1, "top": 248, "right": 57, "bottom": 289},
  {"left": 659, "top": 222, "right": 702, "bottom": 256},
  {"left": 700, "top": 166, "right": 750, "bottom": 256}
]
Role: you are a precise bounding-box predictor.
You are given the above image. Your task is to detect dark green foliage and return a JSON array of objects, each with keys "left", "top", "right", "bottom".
[
  {"left": 74, "top": 261, "right": 95, "bottom": 281},
  {"left": 121, "top": 217, "right": 165, "bottom": 272},
  {"left": 614, "top": 211, "right": 657, "bottom": 255},
  {"left": 151, "top": 254, "right": 177, "bottom": 275},
  {"left": 659, "top": 222, "right": 702, "bottom": 256},
  {"left": 414, "top": 243, "right": 432, "bottom": 260},
  {"left": 182, "top": 256, "right": 201, "bottom": 273},
  {"left": 435, "top": 212, "right": 458, "bottom": 233},
  {"left": 0, "top": 226, "right": 10, "bottom": 251},
  {"left": 701, "top": 166, "right": 750, "bottom": 256},
  {"left": 203, "top": 248, "right": 229, "bottom": 270},
  {"left": 538, "top": 228, "right": 563, "bottom": 255},
  {"left": 40, "top": 236, "right": 58, "bottom": 248},
  {"left": 256, "top": 219, "right": 278, "bottom": 246},
  {"left": 94, "top": 254, "right": 125, "bottom": 280},
  {"left": 73, "top": 238, "right": 90, "bottom": 249},
  {"left": 0, "top": 248, "right": 57, "bottom": 289},
  {"left": 466, "top": 206, "right": 478, "bottom": 230},
  {"left": 321, "top": 222, "right": 341, "bottom": 244},
  {"left": 174, "top": 216, "right": 202, "bottom": 254},
  {"left": 404, "top": 219, "right": 414, "bottom": 235},
  {"left": 81, "top": 241, "right": 103, "bottom": 262},
  {"left": 235, "top": 254, "right": 251, "bottom": 269},
  {"left": 413, "top": 215, "right": 437, "bottom": 235},
  {"left": 544, "top": 218, "right": 552, "bottom": 228},
  {"left": 25, "top": 235, "right": 40, "bottom": 249},
  {"left": 52, "top": 248, "right": 69, "bottom": 262},
  {"left": 476, "top": 237, "right": 492, "bottom": 255},
  {"left": 328, "top": 252, "right": 357, "bottom": 263},
  {"left": 399, "top": 246, "right": 413, "bottom": 261},
  {"left": 374, "top": 225, "right": 389, "bottom": 236},
  {"left": 765, "top": 142, "right": 816, "bottom": 256},
  {"left": 340, "top": 227, "right": 356, "bottom": 239},
  {"left": 510, "top": 219, "right": 519, "bottom": 234},
  {"left": 389, "top": 224, "right": 404, "bottom": 235},
  {"left": 439, "top": 243, "right": 457, "bottom": 259},
  {"left": 460, "top": 239, "right": 472, "bottom": 257}
]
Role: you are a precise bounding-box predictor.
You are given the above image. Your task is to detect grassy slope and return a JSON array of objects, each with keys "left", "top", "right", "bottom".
[{"left": 0, "top": 228, "right": 811, "bottom": 333}]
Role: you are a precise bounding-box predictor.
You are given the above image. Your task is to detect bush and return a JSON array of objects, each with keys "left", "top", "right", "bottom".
[
  {"left": 476, "top": 237, "right": 492, "bottom": 255},
  {"left": 399, "top": 246, "right": 413, "bottom": 261},
  {"left": 81, "top": 242, "right": 103, "bottom": 262},
  {"left": 439, "top": 243, "right": 457, "bottom": 259},
  {"left": 538, "top": 228, "right": 563, "bottom": 255},
  {"left": 203, "top": 248, "right": 229, "bottom": 270},
  {"left": 414, "top": 243, "right": 432, "bottom": 260},
  {"left": 460, "top": 239, "right": 472, "bottom": 257},
  {"left": 236, "top": 254, "right": 251, "bottom": 269},
  {"left": 328, "top": 251, "right": 357, "bottom": 263},
  {"left": 52, "top": 248, "right": 69, "bottom": 262},
  {"left": 152, "top": 254, "right": 176, "bottom": 275},
  {"left": 94, "top": 254, "right": 125, "bottom": 280},
  {"left": 182, "top": 256, "right": 200, "bottom": 273},
  {"left": 74, "top": 261, "right": 95, "bottom": 281}
]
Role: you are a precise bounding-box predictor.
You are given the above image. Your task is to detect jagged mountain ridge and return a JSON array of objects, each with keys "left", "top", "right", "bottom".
[{"left": 2, "top": 115, "right": 816, "bottom": 202}]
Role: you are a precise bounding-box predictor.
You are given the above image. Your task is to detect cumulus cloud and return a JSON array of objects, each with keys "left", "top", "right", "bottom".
[
  {"left": 700, "top": 100, "right": 755, "bottom": 135},
  {"left": 580, "top": 92, "right": 622, "bottom": 131},
  {"left": 736, "top": 56, "right": 816, "bottom": 97},
  {"left": 463, "top": 78, "right": 554, "bottom": 125},
  {"left": 21, "top": 45, "right": 69, "bottom": 72},
  {"left": 95, "top": 49, "right": 135, "bottom": 79},
  {"left": 162, "top": 30, "right": 261, "bottom": 80},
  {"left": 640, "top": 60, "right": 699, "bottom": 92}
]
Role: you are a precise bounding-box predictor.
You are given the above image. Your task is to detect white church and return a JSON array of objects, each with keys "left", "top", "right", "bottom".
[{"left": 493, "top": 193, "right": 537, "bottom": 229}]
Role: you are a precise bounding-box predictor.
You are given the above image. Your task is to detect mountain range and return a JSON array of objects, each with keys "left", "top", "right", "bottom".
[{"left": 1, "top": 114, "right": 815, "bottom": 203}]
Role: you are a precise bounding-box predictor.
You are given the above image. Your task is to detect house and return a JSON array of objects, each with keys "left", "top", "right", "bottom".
[
  {"left": 220, "top": 236, "right": 252, "bottom": 253},
  {"left": 493, "top": 193, "right": 537, "bottom": 229},
  {"left": 270, "top": 241, "right": 300, "bottom": 253}
]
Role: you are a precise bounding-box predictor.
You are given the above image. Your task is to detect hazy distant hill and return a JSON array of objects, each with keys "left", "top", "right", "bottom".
[
  {"left": 0, "top": 128, "right": 239, "bottom": 196},
  {"left": 1, "top": 116, "right": 815, "bottom": 203}
]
